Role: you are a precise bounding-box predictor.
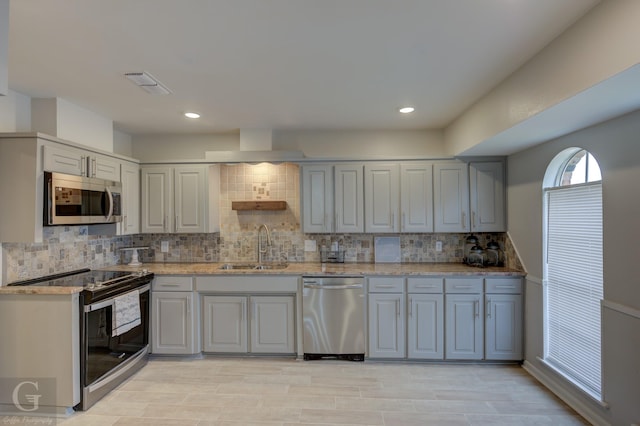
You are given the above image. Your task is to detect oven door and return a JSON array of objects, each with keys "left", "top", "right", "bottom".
[
  {"left": 45, "top": 171, "right": 122, "bottom": 225},
  {"left": 79, "top": 285, "right": 149, "bottom": 410}
]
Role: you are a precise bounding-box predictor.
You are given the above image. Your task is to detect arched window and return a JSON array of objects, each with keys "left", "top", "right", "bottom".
[{"left": 543, "top": 148, "right": 603, "bottom": 400}]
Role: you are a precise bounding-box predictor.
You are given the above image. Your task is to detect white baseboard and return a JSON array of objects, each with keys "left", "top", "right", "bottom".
[{"left": 522, "top": 360, "right": 610, "bottom": 426}]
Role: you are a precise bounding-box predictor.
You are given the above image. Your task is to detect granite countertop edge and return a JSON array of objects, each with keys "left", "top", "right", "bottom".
[{"left": 0, "top": 262, "right": 526, "bottom": 295}]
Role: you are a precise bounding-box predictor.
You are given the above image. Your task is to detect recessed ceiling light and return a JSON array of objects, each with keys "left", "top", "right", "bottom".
[
  {"left": 399, "top": 107, "right": 415, "bottom": 114},
  {"left": 184, "top": 112, "right": 201, "bottom": 119}
]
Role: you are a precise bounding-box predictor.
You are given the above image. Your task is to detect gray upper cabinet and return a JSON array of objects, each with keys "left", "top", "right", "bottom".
[
  {"left": 43, "top": 144, "right": 121, "bottom": 181},
  {"left": 400, "top": 162, "right": 433, "bottom": 233},
  {"left": 301, "top": 164, "right": 334, "bottom": 233},
  {"left": 434, "top": 162, "right": 470, "bottom": 233},
  {"left": 120, "top": 162, "right": 140, "bottom": 235},
  {"left": 334, "top": 164, "right": 364, "bottom": 233},
  {"left": 301, "top": 163, "right": 363, "bottom": 233},
  {"left": 469, "top": 161, "right": 505, "bottom": 232},
  {"left": 141, "top": 165, "right": 210, "bottom": 233},
  {"left": 365, "top": 163, "right": 399, "bottom": 233}
]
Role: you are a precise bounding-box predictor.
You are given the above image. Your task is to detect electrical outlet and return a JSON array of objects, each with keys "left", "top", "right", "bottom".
[
  {"left": 435, "top": 241, "right": 443, "bottom": 252},
  {"left": 161, "top": 241, "right": 169, "bottom": 253}
]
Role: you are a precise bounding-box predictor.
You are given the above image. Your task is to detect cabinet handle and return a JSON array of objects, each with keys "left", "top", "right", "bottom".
[
  {"left": 163, "top": 216, "right": 167, "bottom": 232},
  {"left": 472, "top": 211, "right": 476, "bottom": 228},
  {"left": 375, "top": 285, "right": 394, "bottom": 289},
  {"left": 187, "top": 297, "right": 190, "bottom": 315},
  {"left": 391, "top": 212, "right": 394, "bottom": 228},
  {"left": 409, "top": 297, "right": 412, "bottom": 317},
  {"left": 175, "top": 215, "right": 178, "bottom": 232},
  {"left": 123, "top": 215, "right": 127, "bottom": 231},
  {"left": 486, "top": 299, "right": 491, "bottom": 318},
  {"left": 474, "top": 300, "right": 479, "bottom": 318},
  {"left": 81, "top": 156, "right": 86, "bottom": 176},
  {"left": 91, "top": 158, "right": 97, "bottom": 177},
  {"left": 396, "top": 299, "right": 400, "bottom": 316},
  {"left": 242, "top": 300, "right": 246, "bottom": 321},
  {"left": 402, "top": 212, "right": 406, "bottom": 231},
  {"left": 462, "top": 211, "right": 466, "bottom": 229},
  {"left": 494, "top": 285, "right": 516, "bottom": 289},
  {"left": 415, "top": 284, "right": 435, "bottom": 288}
]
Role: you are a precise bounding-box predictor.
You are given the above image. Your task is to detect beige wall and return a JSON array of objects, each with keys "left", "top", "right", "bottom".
[
  {"left": 507, "top": 109, "right": 640, "bottom": 425},
  {"left": 445, "top": 0, "right": 640, "bottom": 156},
  {"left": 132, "top": 132, "right": 240, "bottom": 162}
]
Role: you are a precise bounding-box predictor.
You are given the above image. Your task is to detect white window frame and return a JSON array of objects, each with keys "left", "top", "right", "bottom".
[{"left": 542, "top": 148, "right": 604, "bottom": 401}]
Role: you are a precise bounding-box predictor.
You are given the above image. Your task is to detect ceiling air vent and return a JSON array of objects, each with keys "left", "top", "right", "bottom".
[{"left": 124, "top": 71, "right": 171, "bottom": 95}]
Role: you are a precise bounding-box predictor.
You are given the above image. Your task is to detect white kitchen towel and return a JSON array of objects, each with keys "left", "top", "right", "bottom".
[{"left": 112, "top": 290, "right": 141, "bottom": 337}]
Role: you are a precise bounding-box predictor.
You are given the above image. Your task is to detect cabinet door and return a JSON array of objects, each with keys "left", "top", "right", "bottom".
[
  {"left": 334, "top": 164, "right": 364, "bottom": 233},
  {"left": 400, "top": 163, "right": 433, "bottom": 232},
  {"left": 120, "top": 162, "right": 140, "bottom": 235},
  {"left": 151, "top": 292, "right": 198, "bottom": 355},
  {"left": 365, "top": 163, "right": 399, "bottom": 233},
  {"left": 202, "top": 296, "right": 247, "bottom": 353},
  {"left": 302, "top": 164, "right": 334, "bottom": 233},
  {"left": 485, "top": 294, "right": 522, "bottom": 360},
  {"left": 90, "top": 154, "right": 121, "bottom": 181},
  {"left": 445, "top": 294, "right": 483, "bottom": 360},
  {"left": 368, "top": 293, "right": 405, "bottom": 358},
  {"left": 174, "top": 166, "right": 207, "bottom": 233},
  {"left": 43, "top": 145, "right": 85, "bottom": 176},
  {"left": 408, "top": 294, "right": 444, "bottom": 359},
  {"left": 141, "top": 167, "right": 172, "bottom": 233},
  {"left": 250, "top": 296, "right": 295, "bottom": 354},
  {"left": 470, "top": 161, "right": 505, "bottom": 232},
  {"left": 434, "top": 162, "right": 469, "bottom": 232}
]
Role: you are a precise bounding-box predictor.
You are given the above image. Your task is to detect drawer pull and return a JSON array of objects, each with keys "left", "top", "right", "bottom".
[
  {"left": 160, "top": 284, "right": 181, "bottom": 287},
  {"left": 494, "top": 285, "right": 516, "bottom": 289},
  {"left": 375, "top": 285, "right": 395, "bottom": 288},
  {"left": 415, "top": 284, "right": 436, "bottom": 288}
]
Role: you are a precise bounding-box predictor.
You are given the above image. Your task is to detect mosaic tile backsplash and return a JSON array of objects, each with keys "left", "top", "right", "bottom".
[
  {"left": 1, "top": 162, "right": 524, "bottom": 283},
  {"left": 2, "top": 226, "right": 133, "bottom": 283}
]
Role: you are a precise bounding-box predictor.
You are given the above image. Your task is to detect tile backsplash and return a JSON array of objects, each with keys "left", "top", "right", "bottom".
[
  {"left": 2, "top": 226, "right": 133, "bottom": 283},
  {"left": 1, "top": 162, "right": 524, "bottom": 283}
]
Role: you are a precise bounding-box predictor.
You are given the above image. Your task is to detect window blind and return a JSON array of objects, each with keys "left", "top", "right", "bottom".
[{"left": 545, "top": 182, "right": 603, "bottom": 398}]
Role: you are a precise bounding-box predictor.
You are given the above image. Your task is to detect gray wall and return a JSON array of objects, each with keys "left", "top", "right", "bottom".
[{"left": 507, "top": 108, "right": 640, "bottom": 425}]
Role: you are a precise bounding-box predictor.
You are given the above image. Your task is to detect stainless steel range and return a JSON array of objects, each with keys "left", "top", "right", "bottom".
[{"left": 9, "top": 268, "right": 154, "bottom": 410}]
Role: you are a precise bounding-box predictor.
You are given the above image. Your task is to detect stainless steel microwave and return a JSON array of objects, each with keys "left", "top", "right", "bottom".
[{"left": 44, "top": 171, "right": 122, "bottom": 226}]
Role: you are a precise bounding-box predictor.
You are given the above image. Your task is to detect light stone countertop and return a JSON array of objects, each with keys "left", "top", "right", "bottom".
[{"left": 0, "top": 262, "right": 525, "bottom": 295}]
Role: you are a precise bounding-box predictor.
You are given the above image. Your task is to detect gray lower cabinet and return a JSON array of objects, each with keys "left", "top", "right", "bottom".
[
  {"left": 368, "top": 277, "right": 405, "bottom": 358},
  {"left": 407, "top": 277, "right": 444, "bottom": 359},
  {"left": 484, "top": 278, "right": 523, "bottom": 360},
  {"left": 444, "top": 278, "right": 484, "bottom": 360},
  {"left": 202, "top": 295, "right": 295, "bottom": 354},
  {"left": 151, "top": 276, "right": 199, "bottom": 355}
]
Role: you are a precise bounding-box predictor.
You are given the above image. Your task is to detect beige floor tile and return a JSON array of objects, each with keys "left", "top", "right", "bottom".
[
  {"left": 114, "top": 417, "right": 199, "bottom": 426},
  {"left": 489, "top": 400, "right": 578, "bottom": 416},
  {"left": 259, "top": 395, "right": 336, "bottom": 409},
  {"left": 59, "top": 414, "right": 120, "bottom": 425},
  {"left": 466, "top": 413, "right": 590, "bottom": 425},
  {"left": 216, "top": 382, "right": 289, "bottom": 395},
  {"left": 217, "top": 407, "right": 301, "bottom": 423},
  {"left": 142, "top": 403, "right": 221, "bottom": 420},
  {"left": 359, "top": 387, "right": 437, "bottom": 400},
  {"left": 106, "top": 390, "right": 188, "bottom": 404},
  {"left": 413, "top": 399, "right": 497, "bottom": 414},
  {"left": 299, "top": 408, "right": 384, "bottom": 425},
  {"left": 182, "top": 394, "right": 261, "bottom": 408},
  {"left": 383, "top": 411, "right": 469, "bottom": 426},
  {"left": 81, "top": 400, "right": 149, "bottom": 417},
  {"left": 288, "top": 384, "right": 361, "bottom": 397},
  {"left": 335, "top": 396, "right": 415, "bottom": 412},
  {"left": 434, "top": 389, "right": 514, "bottom": 401}
]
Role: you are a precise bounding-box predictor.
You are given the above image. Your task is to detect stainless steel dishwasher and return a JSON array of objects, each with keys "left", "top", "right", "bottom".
[{"left": 302, "top": 276, "right": 365, "bottom": 361}]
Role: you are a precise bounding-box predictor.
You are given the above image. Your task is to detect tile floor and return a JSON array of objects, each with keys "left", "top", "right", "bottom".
[{"left": 32, "top": 357, "right": 593, "bottom": 425}]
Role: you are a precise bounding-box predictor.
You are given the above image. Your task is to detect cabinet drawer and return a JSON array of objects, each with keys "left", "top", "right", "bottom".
[
  {"left": 444, "top": 278, "right": 482, "bottom": 293},
  {"left": 407, "top": 277, "right": 443, "bottom": 293},
  {"left": 153, "top": 276, "right": 194, "bottom": 291},
  {"left": 368, "top": 277, "right": 404, "bottom": 293},
  {"left": 485, "top": 278, "right": 522, "bottom": 294}
]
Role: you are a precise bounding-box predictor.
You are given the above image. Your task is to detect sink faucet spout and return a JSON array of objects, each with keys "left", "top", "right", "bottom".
[{"left": 257, "top": 224, "right": 272, "bottom": 264}]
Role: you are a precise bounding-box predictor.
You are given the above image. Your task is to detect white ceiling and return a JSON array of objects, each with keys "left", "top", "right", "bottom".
[{"left": 7, "top": 0, "right": 600, "bottom": 136}]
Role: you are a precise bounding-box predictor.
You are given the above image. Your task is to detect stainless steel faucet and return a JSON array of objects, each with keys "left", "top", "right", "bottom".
[{"left": 257, "top": 224, "right": 272, "bottom": 264}]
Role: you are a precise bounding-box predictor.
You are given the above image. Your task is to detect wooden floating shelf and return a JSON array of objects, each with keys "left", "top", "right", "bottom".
[{"left": 231, "top": 201, "right": 287, "bottom": 211}]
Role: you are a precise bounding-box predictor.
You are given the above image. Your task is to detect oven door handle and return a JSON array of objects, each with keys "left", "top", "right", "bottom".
[{"left": 85, "top": 284, "right": 150, "bottom": 313}]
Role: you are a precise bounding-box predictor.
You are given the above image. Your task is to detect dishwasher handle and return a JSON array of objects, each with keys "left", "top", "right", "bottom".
[{"left": 303, "top": 283, "right": 363, "bottom": 290}]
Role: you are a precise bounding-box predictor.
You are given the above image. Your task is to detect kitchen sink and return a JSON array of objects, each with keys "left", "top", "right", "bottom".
[
  {"left": 218, "top": 263, "right": 257, "bottom": 270},
  {"left": 218, "top": 263, "right": 289, "bottom": 270}
]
